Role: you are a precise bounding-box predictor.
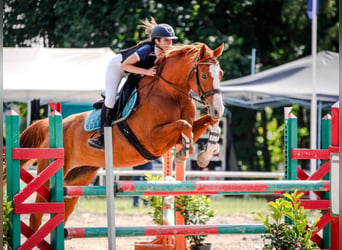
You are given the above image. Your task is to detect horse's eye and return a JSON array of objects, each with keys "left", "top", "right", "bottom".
[{"left": 201, "top": 74, "right": 208, "bottom": 80}]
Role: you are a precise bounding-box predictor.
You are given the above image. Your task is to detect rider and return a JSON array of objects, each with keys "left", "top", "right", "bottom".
[{"left": 88, "top": 18, "right": 178, "bottom": 150}]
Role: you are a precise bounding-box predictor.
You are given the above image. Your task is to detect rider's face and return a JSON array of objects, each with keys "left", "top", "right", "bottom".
[{"left": 156, "top": 38, "right": 173, "bottom": 49}]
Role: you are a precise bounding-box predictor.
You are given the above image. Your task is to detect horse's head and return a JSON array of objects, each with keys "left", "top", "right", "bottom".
[
  {"left": 189, "top": 43, "right": 225, "bottom": 120},
  {"left": 156, "top": 43, "right": 225, "bottom": 120}
]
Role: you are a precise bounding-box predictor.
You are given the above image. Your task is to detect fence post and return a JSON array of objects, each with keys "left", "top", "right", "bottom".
[
  {"left": 49, "top": 111, "right": 65, "bottom": 250},
  {"left": 321, "top": 114, "right": 331, "bottom": 249},
  {"left": 330, "top": 102, "right": 339, "bottom": 250},
  {"left": 284, "top": 108, "right": 298, "bottom": 181},
  {"left": 5, "top": 111, "right": 21, "bottom": 249}
]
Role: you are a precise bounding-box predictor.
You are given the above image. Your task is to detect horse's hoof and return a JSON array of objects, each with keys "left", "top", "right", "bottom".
[
  {"left": 196, "top": 152, "right": 210, "bottom": 168},
  {"left": 175, "top": 151, "right": 187, "bottom": 163},
  {"left": 175, "top": 155, "right": 186, "bottom": 163},
  {"left": 196, "top": 159, "right": 209, "bottom": 168}
]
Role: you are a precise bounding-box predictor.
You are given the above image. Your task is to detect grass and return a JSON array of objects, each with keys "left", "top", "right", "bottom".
[
  {"left": 211, "top": 196, "right": 270, "bottom": 215},
  {"left": 75, "top": 195, "right": 270, "bottom": 216}
]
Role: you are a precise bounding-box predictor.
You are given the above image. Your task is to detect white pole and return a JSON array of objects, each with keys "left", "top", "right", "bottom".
[
  {"left": 26, "top": 99, "right": 31, "bottom": 127},
  {"left": 104, "top": 126, "right": 116, "bottom": 250},
  {"left": 310, "top": 0, "right": 317, "bottom": 176},
  {"left": 250, "top": 48, "right": 256, "bottom": 75}
]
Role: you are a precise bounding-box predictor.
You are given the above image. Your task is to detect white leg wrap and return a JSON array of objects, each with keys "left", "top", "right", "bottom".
[
  {"left": 181, "top": 132, "right": 192, "bottom": 158},
  {"left": 197, "top": 124, "right": 221, "bottom": 168},
  {"left": 207, "top": 124, "right": 221, "bottom": 154},
  {"left": 175, "top": 132, "right": 193, "bottom": 163}
]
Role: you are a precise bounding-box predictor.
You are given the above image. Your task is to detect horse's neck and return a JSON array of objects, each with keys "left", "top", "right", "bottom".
[
  {"left": 138, "top": 52, "right": 196, "bottom": 100},
  {"left": 136, "top": 75, "right": 187, "bottom": 106},
  {"left": 158, "top": 54, "right": 194, "bottom": 90}
]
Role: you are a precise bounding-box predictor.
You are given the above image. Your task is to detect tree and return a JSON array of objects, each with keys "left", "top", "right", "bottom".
[
  {"left": 4, "top": 0, "right": 338, "bottom": 78},
  {"left": 4, "top": 0, "right": 338, "bottom": 171}
]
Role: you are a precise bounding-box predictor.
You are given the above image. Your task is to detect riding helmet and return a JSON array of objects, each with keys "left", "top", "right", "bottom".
[{"left": 151, "top": 24, "right": 178, "bottom": 40}]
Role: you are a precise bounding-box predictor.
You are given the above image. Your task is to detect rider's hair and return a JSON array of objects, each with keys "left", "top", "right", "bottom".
[
  {"left": 138, "top": 17, "right": 157, "bottom": 36},
  {"left": 137, "top": 17, "right": 158, "bottom": 46}
]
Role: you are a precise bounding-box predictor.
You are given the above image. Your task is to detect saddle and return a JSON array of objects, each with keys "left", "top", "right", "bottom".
[
  {"left": 84, "top": 74, "right": 141, "bottom": 132},
  {"left": 85, "top": 74, "right": 159, "bottom": 160},
  {"left": 94, "top": 74, "right": 141, "bottom": 117}
]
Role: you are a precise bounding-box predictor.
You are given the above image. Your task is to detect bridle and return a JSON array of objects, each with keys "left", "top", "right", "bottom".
[
  {"left": 158, "top": 54, "right": 221, "bottom": 104},
  {"left": 189, "top": 55, "right": 222, "bottom": 101}
]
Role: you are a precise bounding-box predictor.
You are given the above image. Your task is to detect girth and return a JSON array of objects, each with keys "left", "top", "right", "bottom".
[{"left": 117, "top": 120, "right": 159, "bottom": 161}]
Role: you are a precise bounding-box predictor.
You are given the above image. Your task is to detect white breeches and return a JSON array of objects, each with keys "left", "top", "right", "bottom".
[{"left": 104, "top": 54, "right": 127, "bottom": 108}]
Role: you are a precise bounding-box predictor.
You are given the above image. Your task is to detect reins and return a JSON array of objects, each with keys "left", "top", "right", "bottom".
[
  {"left": 157, "top": 54, "right": 221, "bottom": 105},
  {"left": 158, "top": 73, "right": 201, "bottom": 102}
]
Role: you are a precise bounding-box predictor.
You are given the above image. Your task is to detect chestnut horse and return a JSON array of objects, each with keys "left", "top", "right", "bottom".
[{"left": 16, "top": 43, "right": 225, "bottom": 231}]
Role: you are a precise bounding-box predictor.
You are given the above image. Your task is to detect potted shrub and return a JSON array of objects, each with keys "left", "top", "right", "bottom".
[
  {"left": 254, "top": 189, "right": 320, "bottom": 250},
  {"left": 143, "top": 174, "right": 164, "bottom": 225},
  {"left": 3, "top": 192, "right": 13, "bottom": 250},
  {"left": 143, "top": 174, "right": 214, "bottom": 249},
  {"left": 176, "top": 195, "right": 214, "bottom": 250}
]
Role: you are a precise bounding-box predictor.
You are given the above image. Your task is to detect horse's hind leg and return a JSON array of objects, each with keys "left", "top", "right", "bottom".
[
  {"left": 64, "top": 197, "right": 81, "bottom": 223},
  {"left": 29, "top": 192, "right": 80, "bottom": 231},
  {"left": 29, "top": 159, "right": 49, "bottom": 231},
  {"left": 63, "top": 166, "right": 99, "bottom": 224},
  {"left": 29, "top": 195, "right": 46, "bottom": 231}
]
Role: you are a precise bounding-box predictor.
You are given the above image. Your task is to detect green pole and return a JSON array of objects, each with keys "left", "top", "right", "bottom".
[
  {"left": 284, "top": 112, "right": 298, "bottom": 181},
  {"left": 321, "top": 115, "right": 331, "bottom": 249},
  {"left": 5, "top": 111, "right": 21, "bottom": 249},
  {"left": 283, "top": 109, "right": 297, "bottom": 225},
  {"left": 49, "top": 112, "right": 64, "bottom": 250}
]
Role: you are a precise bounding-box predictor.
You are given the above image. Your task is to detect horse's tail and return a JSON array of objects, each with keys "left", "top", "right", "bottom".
[{"left": 3, "top": 118, "right": 49, "bottom": 186}]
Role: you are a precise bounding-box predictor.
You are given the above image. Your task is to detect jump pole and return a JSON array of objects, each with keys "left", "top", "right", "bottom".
[
  {"left": 64, "top": 180, "right": 330, "bottom": 197},
  {"left": 104, "top": 126, "right": 116, "bottom": 250},
  {"left": 65, "top": 224, "right": 266, "bottom": 239}
]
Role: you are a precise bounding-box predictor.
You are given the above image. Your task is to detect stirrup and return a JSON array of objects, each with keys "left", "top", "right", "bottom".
[{"left": 88, "top": 134, "right": 104, "bottom": 150}]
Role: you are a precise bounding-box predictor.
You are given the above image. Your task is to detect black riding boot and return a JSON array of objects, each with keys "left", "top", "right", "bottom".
[{"left": 88, "top": 106, "right": 114, "bottom": 150}]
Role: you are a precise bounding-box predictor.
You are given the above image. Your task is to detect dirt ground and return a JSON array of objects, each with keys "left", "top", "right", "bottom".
[{"left": 63, "top": 212, "right": 264, "bottom": 250}]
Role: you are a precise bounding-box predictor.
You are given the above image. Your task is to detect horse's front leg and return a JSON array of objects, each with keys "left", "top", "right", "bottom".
[
  {"left": 174, "top": 115, "right": 219, "bottom": 164},
  {"left": 191, "top": 114, "right": 219, "bottom": 143},
  {"left": 152, "top": 120, "right": 193, "bottom": 163},
  {"left": 174, "top": 130, "right": 194, "bottom": 163},
  {"left": 197, "top": 123, "right": 221, "bottom": 168}
]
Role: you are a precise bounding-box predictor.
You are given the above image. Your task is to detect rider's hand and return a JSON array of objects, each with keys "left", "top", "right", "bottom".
[{"left": 145, "top": 66, "right": 157, "bottom": 77}]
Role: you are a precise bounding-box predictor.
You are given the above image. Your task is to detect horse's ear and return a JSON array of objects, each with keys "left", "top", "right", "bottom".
[
  {"left": 213, "top": 43, "right": 224, "bottom": 58},
  {"left": 199, "top": 44, "right": 207, "bottom": 59}
]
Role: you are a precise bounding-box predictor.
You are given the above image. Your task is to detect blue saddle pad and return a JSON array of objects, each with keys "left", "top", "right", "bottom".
[{"left": 84, "top": 89, "right": 138, "bottom": 132}]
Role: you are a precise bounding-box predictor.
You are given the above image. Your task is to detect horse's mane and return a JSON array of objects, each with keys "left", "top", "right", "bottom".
[{"left": 155, "top": 43, "right": 205, "bottom": 65}]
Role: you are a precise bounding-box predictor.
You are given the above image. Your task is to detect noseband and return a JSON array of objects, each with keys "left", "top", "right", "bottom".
[{"left": 158, "top": 54, "right": 221, "bottom": 104}]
